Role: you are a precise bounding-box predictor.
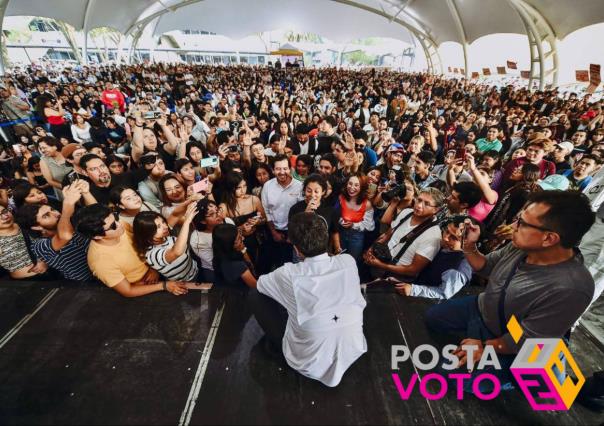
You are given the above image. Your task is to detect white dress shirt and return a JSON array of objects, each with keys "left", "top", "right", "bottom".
[
  {"left": 257, "top": 253, "right": 367, "bottom": 387},
  {"left": 261, "top": 177, "right": 303, "bottom": 230}
]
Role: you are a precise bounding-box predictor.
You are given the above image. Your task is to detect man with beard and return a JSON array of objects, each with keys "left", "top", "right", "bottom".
[
  {"left": 79, "top": 154, "right": 150, "bottom": 206},
  {"left": 260, "top": 154, "right": 303, "bottom": 271}
]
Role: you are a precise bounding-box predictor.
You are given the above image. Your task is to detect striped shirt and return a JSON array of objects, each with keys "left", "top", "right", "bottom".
[
  {"left": 32, "top": 233, "right": 93, "bottom": 281},
  {"left": 0, "top": 231, "right": 32, "bottom": 272},
  {"left": 145, "top": 236, "right": 198, "bottom": 282}
]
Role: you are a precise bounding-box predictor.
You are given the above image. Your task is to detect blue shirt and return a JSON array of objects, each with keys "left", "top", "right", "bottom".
[{"left": 32, "top": 233, "right": 93, "bottom": 281}]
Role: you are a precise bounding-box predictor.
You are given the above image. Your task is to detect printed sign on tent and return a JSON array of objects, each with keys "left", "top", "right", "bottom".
[
  {"left": 483, "top": 68, "right": 491, "bottom": 76},
  {"left": 497, "top": 67, "right": 507, "bottom": 75},
  {"left": 521, "top": 71, "right": 530, "bottom": 79},
  {"left": 471, "top": 71, "right": 479, "bottom": 79},
  {"left": 453, "top": 68, "right": 459, "bottom": 74},
  {"left": 589, "top": 64, "right": 601, "bottom": 85},
  {"left": 507, "top": 61, "right": 518, "bottom": 70},
  {"left": 587, "top": 64, "right": 601, "bottom": 94},
  {"left": 448, "top": 66, "right": 452, "bottom": 72},
  {"left": 576, "top": 70, "right": 589, "bottom": 82},
  {"left": 460, "top": 68, "right": 465, "bottom": 75}
]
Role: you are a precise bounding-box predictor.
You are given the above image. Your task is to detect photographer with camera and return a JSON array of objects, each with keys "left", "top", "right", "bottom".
[{"left": 364, "top": 187, "right": 444, "bottom": 281}]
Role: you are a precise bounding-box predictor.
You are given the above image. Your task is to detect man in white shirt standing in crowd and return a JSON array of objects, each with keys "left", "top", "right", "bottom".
[
  {"left": 260, "top": 154, "right": 303, "bottom": 272},
  {"left": 249, "top": 212, "right": 367, "bottom": 387}
]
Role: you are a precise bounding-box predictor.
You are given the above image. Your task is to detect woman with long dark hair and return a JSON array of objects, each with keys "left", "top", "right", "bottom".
[
  {"left": 38, "top": 136, "right": 72, "bottom": 199},
  {"left": 133, "top": 203, "right": 198, "bottom": 282},
  {"left": 483, "top": 162, "right": 541, "bottom": 249},
  {"left": 190, "top": 198, "right": 232, "bottom": 283},
  {"left": 249, "top": 162, "right": 273, "bottom": 197},
  {"left": 212, "top": 223, "right": 256, "bottom": 287},
  {"left": 333, "top": 173, "right": 375, "bottom": 262},
  {"left": 218, "top": 172, "right": 266, "bottom": 261},
  {"left": 38, "top": 95, "right": 71, "bottom": 140}
]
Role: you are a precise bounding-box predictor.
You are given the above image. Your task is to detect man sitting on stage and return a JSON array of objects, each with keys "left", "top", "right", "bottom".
[{"left": 248, "top": 212, "right": 367, "bottom": 387}]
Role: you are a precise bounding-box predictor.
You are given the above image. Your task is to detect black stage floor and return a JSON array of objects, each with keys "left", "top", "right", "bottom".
[{"left": 0, "top": 281, "right": 603, "bottom": 425}]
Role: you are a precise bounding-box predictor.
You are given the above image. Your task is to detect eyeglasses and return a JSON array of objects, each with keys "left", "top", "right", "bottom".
[
  {"left": 0, "top": 208, "right": 11, "bottom": 217},
  {"left": 415, "top": 198, "right": 438, "bottom": 208},
  {"left": 514, "top": 216, "right": 552, "bottom": 233}
]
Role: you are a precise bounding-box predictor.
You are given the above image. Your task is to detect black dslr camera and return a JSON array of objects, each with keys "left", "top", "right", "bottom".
[{"left": 381, "top": 183, "right": 407, "bottom": 203}]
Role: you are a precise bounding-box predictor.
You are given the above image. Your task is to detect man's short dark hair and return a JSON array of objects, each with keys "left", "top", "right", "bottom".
[
  {"left": 323, "top": 116, "right": 336, "bottom": 128},
  {"left": 352, "top": 129, "right": 368, "bottom": 141},
  {"left": 79, "top": 153, "right": 102, "bottom": 170},
  {"left": 73, "top": 204, "right": 112, "bottom": 239},
  {"left": 320, "top": 153, "right": 338, "bottom": 168},
  {"left": 526, "top": 190, "right": 595, "bottom": 248},
  {"left": 452, "top": 181, "right": 482, "bottom": 209},
  {"left": 15, "top": 204, "right": 44, "bottom": 237},
  {"left": 417, "top": 150, "right": 436, "bottom": 167},
  {"left": 295, "top": 124, "right": 310, "bottom": 134},
  {"left": 289, "top": 212, "right": 329, "bottom": 258},
  {"left": 272, "top": 154, "right": 289, "bottom": 167}
]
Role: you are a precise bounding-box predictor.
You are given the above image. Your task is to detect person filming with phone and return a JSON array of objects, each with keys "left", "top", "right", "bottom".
[{"left": 425, "top": 191, "right": 595, "bottom": 392}]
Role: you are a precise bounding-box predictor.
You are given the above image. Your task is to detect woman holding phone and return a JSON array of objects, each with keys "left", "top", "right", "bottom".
[
  {"left": 133, "top": 203, "right": 199, "bottom": 282},
  {"left": 219, "top": 172, "right": 266, "bottom": 262},
  {"left": 333, "top": 173, "right": 375, "bottom": 262}
]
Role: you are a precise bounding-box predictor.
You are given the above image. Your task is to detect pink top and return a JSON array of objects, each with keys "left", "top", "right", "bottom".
[{"left": 469, "top": 194, "right": 498, "bottom": 222}]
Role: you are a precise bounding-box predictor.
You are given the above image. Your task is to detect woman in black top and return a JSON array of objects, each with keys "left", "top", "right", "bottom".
[
  {"left": 212, "top": 223, "right": 256, "bottom": 288},
  {"left": 288, "top": 174, "right": 337, "bottom": 249}
]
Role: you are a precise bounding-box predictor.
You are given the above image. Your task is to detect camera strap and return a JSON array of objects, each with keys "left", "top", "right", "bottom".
[{"left": 390, "top": 213, "right": 439, "bottom": 265}]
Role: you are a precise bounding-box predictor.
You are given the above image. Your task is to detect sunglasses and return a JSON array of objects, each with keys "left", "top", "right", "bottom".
[{"left": 104, "top": 212, "right": 120, "bottom": 232}]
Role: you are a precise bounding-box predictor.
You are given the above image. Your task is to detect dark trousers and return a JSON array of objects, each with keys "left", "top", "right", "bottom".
[
  {"left": 425, "top": 295, "right": 495, "bottom": 341},
  {"left": 248, "top": 289, "right": 287, "bottom": 351},
  {"left": 425, "top": 296, "right": 516, "bottom": 392},
  {"left": 258, "top": 230, "right": 292, "bottom": 274}
]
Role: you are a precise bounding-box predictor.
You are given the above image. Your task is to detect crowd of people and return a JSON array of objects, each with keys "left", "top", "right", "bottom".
[{"left": 0, "top": 63, "right": 603, "bottom": 395}]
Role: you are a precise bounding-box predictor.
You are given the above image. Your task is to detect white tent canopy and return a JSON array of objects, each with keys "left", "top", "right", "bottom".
[
  {"left": 3, "top": 0, "right": 604, "bottom": 88},
  {"left": 5, "top": 0, "right": 604, "bottom": 45}
]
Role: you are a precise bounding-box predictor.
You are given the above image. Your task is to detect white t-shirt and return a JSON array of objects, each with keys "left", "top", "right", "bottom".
[
  {"left": 584, "top": 167, "right": 604, "bottom": 212},
  {"left": 387, "top": 208, "right": 441, "bottom": 266},
  {"left": 189, "top": 218, "right": 234, "bottom": 270},
  {"left": 257, "top": 253, "right": 367, "bottom": 387}
]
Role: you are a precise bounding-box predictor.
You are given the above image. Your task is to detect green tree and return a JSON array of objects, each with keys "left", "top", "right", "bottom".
[
  {"left": 344, "top": 50, "right": 376, "bottom": 65},
  {"left": 90, "top": 27, "right": 123, "bottom": 63}
]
